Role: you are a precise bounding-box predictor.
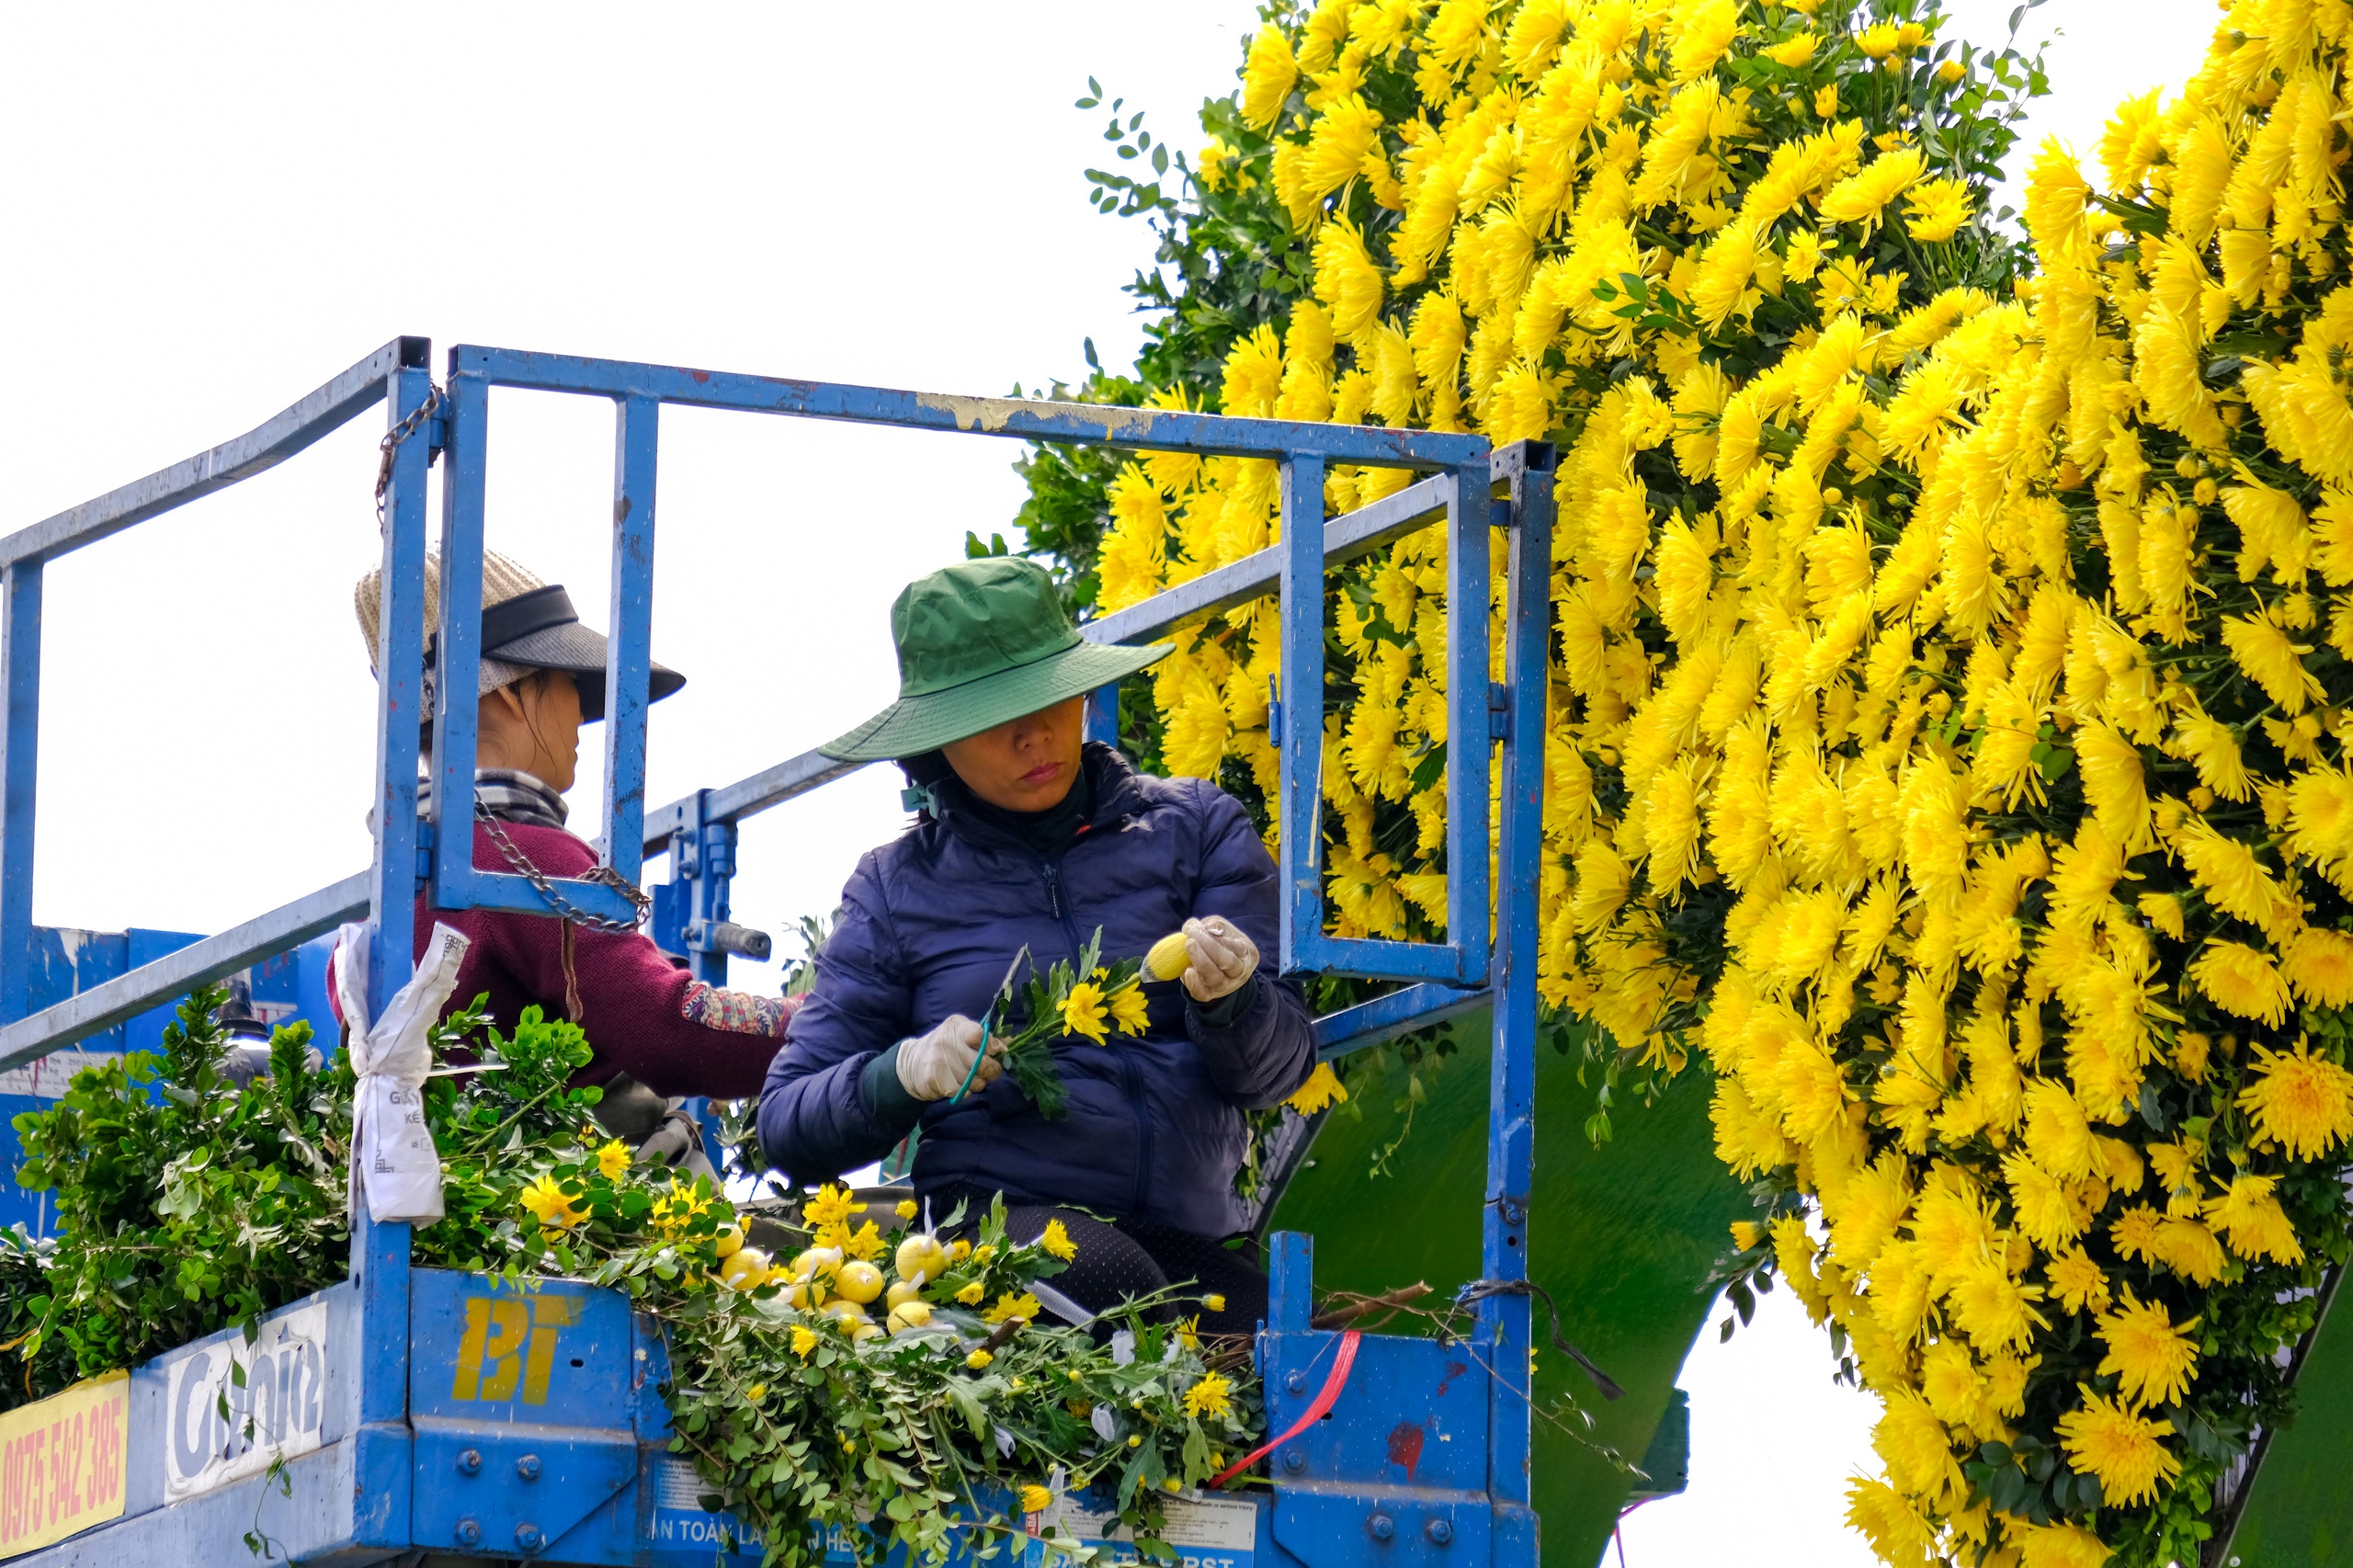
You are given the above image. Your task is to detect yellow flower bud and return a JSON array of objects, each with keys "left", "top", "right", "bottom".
[{"left": 1146, "top": 931, "right": 1193, "bottom": 981}]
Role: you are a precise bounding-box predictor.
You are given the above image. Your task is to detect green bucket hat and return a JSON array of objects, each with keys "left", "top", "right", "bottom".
[{"left": 820, "top": 558, "right": 1172, "bottom": 762}]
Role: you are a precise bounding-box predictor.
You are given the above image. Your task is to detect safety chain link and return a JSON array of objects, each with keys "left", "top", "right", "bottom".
[
  {"left": 475, "top": 801, "right": 652, "bottom": 933},
  {"left": 374, "top": 383, "right": 444, "bottom": 528}
]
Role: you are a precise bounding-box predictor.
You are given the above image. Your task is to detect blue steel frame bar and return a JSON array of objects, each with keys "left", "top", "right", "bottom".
[
  {"left": 0, "top": 562, "right": 39, "bottom": 1028},
  {"left": 1309, "top": 981, "right": 1491, "bottom": 1062},
  {"left": 1081, "top": 471, "right": 1454, "bottom": 647},
  {"left": 351, "top": 356, "right": 438, "bottom": 1550},
  {"left": 0, "top": 870, "right": 371, "bottom": 1070},
  {"left": 604, "top": 397, "right": 660, "bottom": 890},
  {"left": 1482, "top": 439, "right": 1554, "bottom": 1552},
  {"left": 452, "top": 347, "right": 1486, "bottom": 466}
]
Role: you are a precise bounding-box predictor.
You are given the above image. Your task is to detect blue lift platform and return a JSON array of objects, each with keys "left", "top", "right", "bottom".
[{"left": 0, "top": 337, "right": 1556, "bottom": 1567}]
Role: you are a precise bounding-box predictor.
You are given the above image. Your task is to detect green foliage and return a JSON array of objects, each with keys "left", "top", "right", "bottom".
[
  {"left": 3, "top": 991, "right": 1262, "bottom": 1564},
  {"left": 638, "top": 1195, "right": 1259, "bottom": 1566},
  {"left": 5, "top": 987, "right": 350, "bottom": 1408}
]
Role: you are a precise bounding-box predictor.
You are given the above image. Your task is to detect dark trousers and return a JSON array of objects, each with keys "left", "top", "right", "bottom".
[{"left": 937, "top": 1187, "right": 1267, "bottom": 1337}]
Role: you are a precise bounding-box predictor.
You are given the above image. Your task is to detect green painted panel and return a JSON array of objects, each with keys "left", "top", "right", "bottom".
[
  {"left": 1268, "top": 1017, "right": 1748, "bottom": 1568},
  {"left": 2220, "top": 1281, "right": 2353, "bottom": 1568}
]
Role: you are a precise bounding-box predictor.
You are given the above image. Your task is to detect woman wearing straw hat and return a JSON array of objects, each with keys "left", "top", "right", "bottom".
[
  {"left": 757, "top": 558, "right": 1316, "bottom": 1334},
  {"left": 344, "top": 550, "right": 797, "bottom": 1173}
]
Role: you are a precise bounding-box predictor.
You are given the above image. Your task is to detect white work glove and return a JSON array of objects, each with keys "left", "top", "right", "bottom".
[
  {"left": 896, "top": 1014, "right": 1006, "bottom": 1101},
  {"left": 1180, "top": 916, "right": 1259, "bottom": 1005}
]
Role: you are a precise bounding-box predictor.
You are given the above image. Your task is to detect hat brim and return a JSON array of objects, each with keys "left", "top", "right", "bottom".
[
  {"left": 820, "top": 639, "right": 1172, "bottom": 761},
  {"left": 490, "top": 622, "right": 685, "bottom": 724}
]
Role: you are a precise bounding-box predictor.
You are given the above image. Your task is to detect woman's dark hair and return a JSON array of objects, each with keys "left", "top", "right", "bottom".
[{"left": 899, "top": 749, "right": 953, "bottom": 790}]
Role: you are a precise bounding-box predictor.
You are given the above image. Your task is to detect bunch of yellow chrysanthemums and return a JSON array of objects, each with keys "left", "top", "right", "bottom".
[{"left": 1086, "top": 0, "right": 2353, "bottom": 1563}]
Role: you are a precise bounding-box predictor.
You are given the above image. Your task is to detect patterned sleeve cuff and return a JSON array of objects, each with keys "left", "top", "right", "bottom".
[{"left": 682, "top": 983, "right": 793, "bottom": 1038}]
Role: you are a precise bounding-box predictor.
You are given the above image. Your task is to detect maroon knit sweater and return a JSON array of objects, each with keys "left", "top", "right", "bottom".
[{"left": 333, "top": 820, "right": 796, "bottom": 1099}]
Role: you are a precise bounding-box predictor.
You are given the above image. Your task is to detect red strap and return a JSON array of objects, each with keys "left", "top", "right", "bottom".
[{"left": 1209, "top": 1330, "right": 1360, "bottom": 1489}]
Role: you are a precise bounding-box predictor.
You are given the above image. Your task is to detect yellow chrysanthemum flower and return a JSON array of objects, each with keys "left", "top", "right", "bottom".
[
  {"left": 1182, "top": 1371, "right": 1234, "bottom": 1419},
  {"left": 2204, "top": 1172, "right": 2305, "bottom": 1266},
  {"left": 983, "top": 1292, "right": 1042, "bottom": 1325},
  {"left": 2189, "top": 941, "right": 2294, "bottom": 1026},
  {"left": 2045, "top": 1248, "right": 2112, "bottom": 1317},
  {"left": 802, "top": 1184, "right": 864, "bottom": 1231},
  {"left": 2237, "top": 1040, "right": 2353, "bottom": 1159},
  {"left": 1040, "top": 1219, "right": 1079, "bottom": 1261},
  {"left": 2055, "top": 1389, "right": 2181, "bottom": 1506},
  {"left": 1239, "top": 25, "right": 1299, "bottom": 131},
  {"left": 1108, "top": 984, "right": 1152, "bottom": 1036},
  {"left": 518, "top": 1174, "right": 585, "bottom": 1230},
  {"left": 2095, "top": 1291, "right": 2200, "bottom": 1408},
  {"left": 1060, "top": 981, "right": 1111, "bottom": 1045},
  {"left": 841, "top": 1221, "right": 886, "bottom": 1263},
  {"left": 1284, "top": 1061, "right": 1350, "bottom": 1114},
  {"left": 594, "top": 1140, "right": 631, "bottom": 1180},
  {"left": 1901, "top": 176, "right": 1972, "bottom": 242},
  {"left": 1018, "top": 1483, "right": 1053, "bottom": 1514}
]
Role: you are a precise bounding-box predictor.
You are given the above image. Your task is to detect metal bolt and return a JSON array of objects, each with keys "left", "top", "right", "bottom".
[
  {"left": 1368, "top": 1513, "right": 1395, "bottom": 1541},
  {"left": 516, "top": 1522, "right": 545, "bottom": 1553},
  {"left": 1285, "top": 1372, "right": 1309, "bottom": 1395},
  {"left": 516, "top": 1453, "right": 542, "bottom": 1482},
  {"left": 453, "top": 1518, "right": 482, "bottom": 1548},
  {"left": 1426, "top": 1519, "right": 1455, "bottom": 1546},
  {"left": 1282, "top": 1449, "right": 1307, "bottom": 1473},
  {"left": 455, "top": 1449, "right": 481, "bottom": 1476}
]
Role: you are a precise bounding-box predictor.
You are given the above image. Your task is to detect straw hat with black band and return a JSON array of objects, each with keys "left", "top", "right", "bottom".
[
  {"left": 821, "top": 557, "right": 1169, "bottom": 763},
  {"left": 353, "top": 550, "right": 685, "bottom": 729}
]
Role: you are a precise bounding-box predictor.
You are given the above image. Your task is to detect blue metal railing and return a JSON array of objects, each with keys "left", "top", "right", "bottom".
[{"left": 0, "top": 337, "right": 1550, "bottom": 1568}]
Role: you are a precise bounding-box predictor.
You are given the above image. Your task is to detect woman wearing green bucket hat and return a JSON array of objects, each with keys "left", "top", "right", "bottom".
[{"left": 758, "top": 558, "right": 1318, "bottom": 1335}]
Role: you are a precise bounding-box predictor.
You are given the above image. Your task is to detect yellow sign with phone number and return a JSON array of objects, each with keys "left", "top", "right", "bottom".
[{"left": 0, "top": 1371, "right": 128, "bottom": 1559}]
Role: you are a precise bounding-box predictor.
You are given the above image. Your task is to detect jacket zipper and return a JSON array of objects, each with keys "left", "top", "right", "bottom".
[
  {"left": 1040, "top": 858, "right": 1085, "bottom": 963},
  {"left": 1040, "top": 847, "right": 1152, "bottom": 1216}
]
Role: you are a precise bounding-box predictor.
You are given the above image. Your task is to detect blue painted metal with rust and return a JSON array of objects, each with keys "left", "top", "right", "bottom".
[{"left": 0, "top": 336, "right": 1552, "bottom": 1568}]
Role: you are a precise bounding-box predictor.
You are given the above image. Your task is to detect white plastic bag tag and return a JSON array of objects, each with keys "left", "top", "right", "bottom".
[{"left": 345, "top": 922, "right": 470, "bottom": 1223}]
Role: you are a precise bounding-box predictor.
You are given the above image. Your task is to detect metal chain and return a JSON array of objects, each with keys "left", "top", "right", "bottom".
[
  {"left": 374, "top": 383, "right": 444, "bottom": 528},
  {"left": 474, "top": 802, "right": 652, "bottom": 933}
]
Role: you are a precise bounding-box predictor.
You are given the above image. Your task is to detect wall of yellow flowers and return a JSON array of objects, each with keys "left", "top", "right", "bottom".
[{"left": 1078, "top": 1, "right": 2353, "bottom": 1565}]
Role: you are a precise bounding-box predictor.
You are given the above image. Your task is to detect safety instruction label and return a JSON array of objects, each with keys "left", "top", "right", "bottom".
[
  {"left": 646, "top": 1457, "right": 861, "bottom": 1561},
  {"left": 1031, "top": 1492, "right": 1257, "bottom": 1568},
  {"left": 0, "top": 1371, "right": 128, "bottom": 1559},
  {"left": 161, "top": 1301, "right": 329, "bottom": 1503},
  {"left": 650, "top": 1456, "right": 757, "bottom": 1552}
]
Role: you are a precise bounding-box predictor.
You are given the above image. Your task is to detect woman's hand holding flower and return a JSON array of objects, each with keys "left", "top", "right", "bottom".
[
  {"left": 1179, "top": 917, "right": 1257, "bottom": 1004},
  {"left": 897, "top": 1015, "right": 1004, "bottom": 1101}
]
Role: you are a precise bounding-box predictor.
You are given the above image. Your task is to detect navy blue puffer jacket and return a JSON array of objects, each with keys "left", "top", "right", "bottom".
[{"left": 756, "top": 744, "right": 1316, "bottom": 1235}]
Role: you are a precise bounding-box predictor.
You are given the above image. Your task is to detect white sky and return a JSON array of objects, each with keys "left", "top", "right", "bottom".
[{"left": 0, "top": 3, "right": 2222, "bottom": 1564}]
